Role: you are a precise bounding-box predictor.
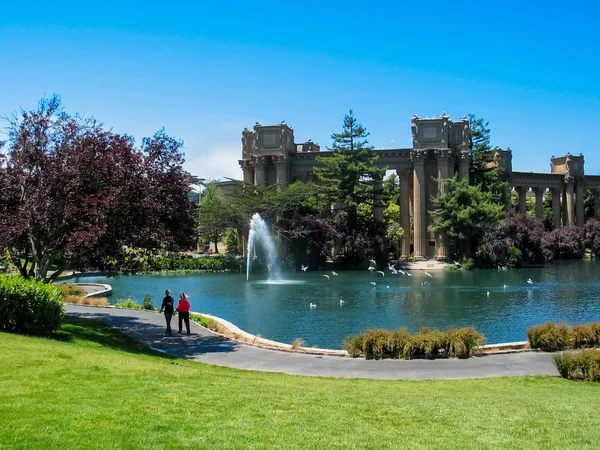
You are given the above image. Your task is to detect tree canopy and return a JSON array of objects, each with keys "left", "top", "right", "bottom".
[
  {"left": 314, "top": 110, "right": 386, "bottom": 223},
  {"left": 429, "top": 176, "right": 504, "bottom": 257},
  {"left": 0, "top": 96, "right": 195, "bottom": 280}
]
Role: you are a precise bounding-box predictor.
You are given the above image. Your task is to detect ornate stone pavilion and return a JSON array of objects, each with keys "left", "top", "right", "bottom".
[{"left": 239, "top": 115, "right": 600, "bottom": 260}]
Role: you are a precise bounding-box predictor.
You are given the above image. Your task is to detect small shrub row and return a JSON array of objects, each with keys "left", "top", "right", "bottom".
[
  {"left": 55, "top": 283, "right": 86, "bottom": 297},
  {"left": 114, "top": 298, "right": 143, "bottom": 309},
  {"left": 0, "top": 275, "right": 64, "bottom": 335},
  {"left": 344, "top": 327, "right": 485, "bottom": 360},
  {"left": 527, "top": 321, "right": 600, "bottom": 350},
  {"left": 189, "top": 313, "right": 222, "bottom": 333},
  {"left": 553, "top": 349, "right": 600, "bottom": 381},
  {"left": 63, "top": 295, "right": 109, "bottom": 306}
]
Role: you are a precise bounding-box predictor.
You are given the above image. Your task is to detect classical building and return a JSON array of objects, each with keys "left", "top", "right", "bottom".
[{"left": 239, "top": 115, "right": 600, "bottom": 260}]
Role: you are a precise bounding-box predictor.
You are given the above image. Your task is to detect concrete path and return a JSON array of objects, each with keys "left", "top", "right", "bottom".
[{"left": 64, "top": 304, "right": 559, "bottom": 380}]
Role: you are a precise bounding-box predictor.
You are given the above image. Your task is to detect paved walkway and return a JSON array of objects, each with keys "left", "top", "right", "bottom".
[{"left": 64, "top": 304, "right": 559, "bottom": 380}]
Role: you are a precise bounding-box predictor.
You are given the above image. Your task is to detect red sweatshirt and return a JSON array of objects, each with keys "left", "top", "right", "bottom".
[{"left": 176, "top": 299, "right": 190, "bottom": 313}]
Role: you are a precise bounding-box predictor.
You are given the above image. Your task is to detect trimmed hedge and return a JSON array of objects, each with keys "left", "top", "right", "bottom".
[
  {"left": 103, "top": 249, "right": 244, "bottom": 274},
  {"left": 553, "top": 349, "right": 600, "bottom": 381},
  {"left": 344, "top": 327, "right": 485, "bottom": 360},
  {"left": 527, "top": 321, "right": 600, "bottom": 350},
  {"left": 527, "top": 322, "right": 570, "bottom": 351},
  {"left": 0, "top": 275, "right": 64, "bottom": 335}
]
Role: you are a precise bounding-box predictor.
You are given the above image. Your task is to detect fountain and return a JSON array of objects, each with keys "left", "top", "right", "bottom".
[{"left": 246, "top": 213, "right": 281, "bottom": 281}]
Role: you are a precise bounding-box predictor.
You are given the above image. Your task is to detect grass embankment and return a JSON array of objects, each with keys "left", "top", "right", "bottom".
[{"left": 1, "top": 318, "right": 600, "bottom": 449}]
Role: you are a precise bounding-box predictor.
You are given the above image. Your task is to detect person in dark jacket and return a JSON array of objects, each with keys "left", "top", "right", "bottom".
[{"left": 159, "top": 290, "right": 175, "bottom": 336}]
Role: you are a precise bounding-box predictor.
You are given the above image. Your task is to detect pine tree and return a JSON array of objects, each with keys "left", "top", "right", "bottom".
[{"left": 314, "top": 110, "right": 386, "bottom": 228}]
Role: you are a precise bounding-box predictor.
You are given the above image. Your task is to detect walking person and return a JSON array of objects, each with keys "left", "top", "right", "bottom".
[
  {"left": 159, "top": 290, "right": 175, "bottom": 336},
  {"left": 176, "top": 292, "right": 191, "bottom": 335}
]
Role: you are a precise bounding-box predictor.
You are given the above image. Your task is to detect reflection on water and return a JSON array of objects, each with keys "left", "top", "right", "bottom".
[{"left": 74, "top": 260, "right": 600, "bottom": 349}]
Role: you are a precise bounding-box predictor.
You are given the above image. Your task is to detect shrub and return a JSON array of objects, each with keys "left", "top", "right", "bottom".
[
  {"left": 114, "top": 298, "right": 142, "bottom": 309},
  {"left": 190, "top": 313, "right": 222, "bottom": 333},
  {"left": 290, "top": 338, "right": 304, "bottom": 350},
  {"left": 0, "top": 275, "right": 64, "bottom": 335},
  {"left": 363, "top": 329, "right": 391, "bottom": 360},
  {"left": 142, "top": 294, "right": 154, "bottom": 311},
  {"left": 102, "top": 248, "right": 244, "bottom": 274},
  {"left": 553, "top": 350, "right": 600, "bottom": 382},
  {"left": 549, "top": 225, "right": 584, "bottom": 260},
  {"left": 403, "top": 328, "right": 446, "bottom": 359},
  {"left": 55, "top": 283, "right": 86, "bottom": 297},
  {"left": 460, "top": 257, "right": 474, "bottom": 271},
  {"left": 81, "top": 297, "right": 109, "bottom": 306},
  {"left": 570, "top": 322, "right": 600, "bottom": 348},
  {"left": 346, "top": 326, "right": 485, "bottom": 360},
  {"left": 344, "top": 333, "right": 365, "bottom": 357},
  {"left": 507, "top": 246, "right": 522, "bottom": 268},
  {"left": 553, "top": 351, "right": 578, "bottom": 379},
  {"left": 446, "top": 327, "right": 486, "bottom": 358},
  {"left": 527, "top": 322, "right": 570, "bottom": 350}
]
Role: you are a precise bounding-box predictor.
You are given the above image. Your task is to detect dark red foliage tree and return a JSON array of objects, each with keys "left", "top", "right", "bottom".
[
  {"left": 0, "top": 96, "right": 195, "bottom": 281},
  {"left": 549, "top": 225, "right": 584, "bottom": 260},
  {"left": 477, "top": 212, "right": 554, "bottom": 267},
  {"left": 584, "top": 218, "right": 600, "bottom": 257}
]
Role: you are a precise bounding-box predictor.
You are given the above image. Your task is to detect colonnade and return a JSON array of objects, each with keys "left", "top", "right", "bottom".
[{"left": 513, "top": 181, "right": 600, "bottom": 228}]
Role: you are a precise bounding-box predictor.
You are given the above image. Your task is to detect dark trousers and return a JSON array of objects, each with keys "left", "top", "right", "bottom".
[
  {"left": 179, "top": 311, "right": 190, "bottom": 335},
  {"left": 164, "top": 313, "right": 173, "bottom": 336}
]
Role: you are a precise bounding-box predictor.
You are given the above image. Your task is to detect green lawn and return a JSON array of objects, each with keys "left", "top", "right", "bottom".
[{"left": 1, "top": 318, "right": 599, "bottom": 449}]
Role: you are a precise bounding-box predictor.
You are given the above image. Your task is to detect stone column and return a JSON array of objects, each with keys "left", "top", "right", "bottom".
[
  {"left": 398, "top": 169, "right": 411, "bottom": 257},
  {"left": 594, "top": 189, "right": 600, "bottom": 219},
  {"left": 565, "top": 177, "right": 575, "bottom": 226},
  {"left": 552, "top": 187, "right": 561, "bottom": 229},
  {"left": 576, "top": 182, "right": 584, "bottom": 227},
  {"left": 273, "top": 155, "right": 289, "bottom": 191},
  {"left": 435, "top": 150, "right": 451, "bottom": 260},
  {"left": 241, "top": 160, "right": 254, "bottom": 184},
  {"left": 534, "top": 187, "right": 544, "bottom": 220},
  {"left": 412, "top": 151, "right": 426, "bottom": 259},
  {"left": 517, "top": 187, "right": 527, "bottom": 214},
  {"left": 373, "top": 177, "right": 384, "bottom": 223},
  {"left": 458, "top": 150, "right": 470, "bottom": 182},
  {"left": 253, "top": 156, "right": 267, "bottom": 186},
  {"left": 562, "top": 189, "right": 568, "bottom": 226}
]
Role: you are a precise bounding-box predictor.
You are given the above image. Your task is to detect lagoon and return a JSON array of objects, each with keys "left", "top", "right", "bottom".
[{"left": 74, "top": 260, "right": 600, "bottom": 349}]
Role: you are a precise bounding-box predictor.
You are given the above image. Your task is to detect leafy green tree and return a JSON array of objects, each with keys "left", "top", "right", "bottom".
[
  {"left": 429, "top": 176, "right": 504, "bottom": 257},
  {"left": 197, "top": 182, "right": 227, "bottom": 253},
  {"left": 384, "top": 203, "right": 404, "bottom": 259},
  {"left": 314, "top": 110, "right": 386, "bottom": 229},
  {"left": 584, "top": 189, "right": 595, "bottom": 220}
]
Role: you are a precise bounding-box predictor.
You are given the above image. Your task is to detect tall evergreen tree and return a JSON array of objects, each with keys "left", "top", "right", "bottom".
[
  {"left": 314, "top": 110, "right": 386, "bottom": 228},
  {"left": 468, "top": 114, "right": 509, "bottom": 207}
]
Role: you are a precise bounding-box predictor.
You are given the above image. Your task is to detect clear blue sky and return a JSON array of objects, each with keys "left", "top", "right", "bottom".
[{"left": 2, "top": 1, "right": 599, "bottom": 180}]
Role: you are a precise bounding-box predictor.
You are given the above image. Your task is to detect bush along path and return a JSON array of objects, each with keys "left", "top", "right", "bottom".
[{"left": 63, "top": 304, "right": 559, "bottom": 380}]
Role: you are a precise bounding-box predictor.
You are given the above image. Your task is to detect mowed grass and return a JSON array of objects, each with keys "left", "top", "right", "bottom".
[{"left": 1, "top": 318, "right": 600, "bottom": 449}]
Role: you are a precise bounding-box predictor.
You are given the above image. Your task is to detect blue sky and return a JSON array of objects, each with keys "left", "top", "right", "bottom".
[{"left": 2, "top": 1, "right": 599, "bottom": 180}]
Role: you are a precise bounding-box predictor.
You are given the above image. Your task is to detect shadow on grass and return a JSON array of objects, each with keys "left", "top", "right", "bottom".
[{"left": 51, "top": 316, "right": 175, "bottom": 359}]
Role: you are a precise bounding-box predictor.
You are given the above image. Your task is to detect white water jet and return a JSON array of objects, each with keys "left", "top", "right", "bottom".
[{"left": 246, "top": 213, "right": 281, "bottom": 281}]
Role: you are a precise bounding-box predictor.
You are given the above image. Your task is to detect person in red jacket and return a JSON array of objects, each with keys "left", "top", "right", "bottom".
[{"left": 176, "top": 292, "right": 191, "bottom": 335}]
